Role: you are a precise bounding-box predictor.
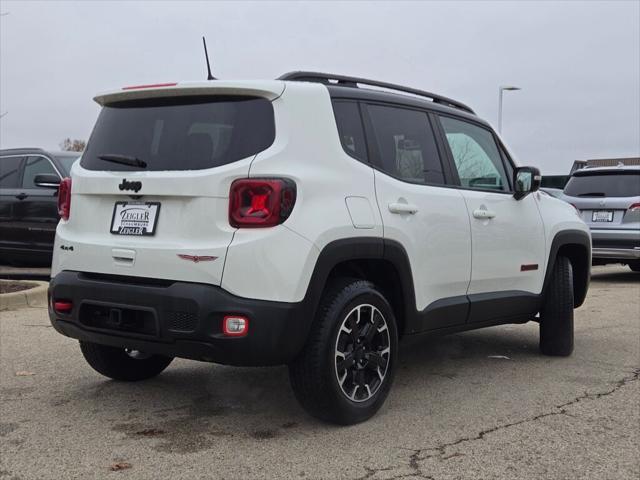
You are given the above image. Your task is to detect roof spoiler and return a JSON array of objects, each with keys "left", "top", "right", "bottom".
[{"left": 93, "top": 81, "right": 286, "bottom": 106}]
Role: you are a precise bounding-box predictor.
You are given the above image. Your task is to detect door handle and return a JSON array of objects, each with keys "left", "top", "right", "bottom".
[
  {"left": 473, "top": 208, "right": 496, "bottom": 219},
  {"left": 388, "top": 202, "right": 419, "bottom": 214},
  {"left": 15, "top": 193, "right": 28, "bottom": 200}
]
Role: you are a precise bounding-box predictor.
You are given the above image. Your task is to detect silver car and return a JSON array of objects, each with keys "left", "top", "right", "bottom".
[{"left": 562, "top": 165, "right": 640, "bottom": 272}]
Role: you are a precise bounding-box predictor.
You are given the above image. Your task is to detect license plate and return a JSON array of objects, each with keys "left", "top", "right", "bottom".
[
  {"left": 591, "top": 210, "right": 614, "bottom": 222},
  {"left": 110, "top": 202, "right": 160, "bottom": 236}
]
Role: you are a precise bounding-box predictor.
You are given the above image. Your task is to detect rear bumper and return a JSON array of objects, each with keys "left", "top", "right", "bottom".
[
  {"left": 48, "top": 271, "right": 310, "bottom": 366},
  {"left": 592, "top": 247, "right": 640, "bottom": 260},
  {"left": 590, "top": 228, "right": 640, "bottom": 261}
]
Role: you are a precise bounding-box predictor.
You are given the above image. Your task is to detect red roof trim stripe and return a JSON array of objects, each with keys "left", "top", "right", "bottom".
[{"left": 122, "top": 82, "right": 178, "bottom": 91}]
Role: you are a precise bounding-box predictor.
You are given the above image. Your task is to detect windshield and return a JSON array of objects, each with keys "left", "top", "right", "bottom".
[
  {"left": 54, "top": 154, "right": 81, "bottom": 175},
  {"left": 81, "top": 96, "right": 275, "bottom": 172},
  {"left": 564, "top": 172, "right": 640, "bottom": 197}
]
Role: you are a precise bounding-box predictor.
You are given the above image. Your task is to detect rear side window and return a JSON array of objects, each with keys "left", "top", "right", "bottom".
[
  {"left": 439, "top": 116, "right": 509, "bottom": 192},
  {"left": 564, "top": 172, "right": 640, "bottom": 197},
  {"left": 0, "top": 156, "right": 23, "bottom": 188},
  {"left": 366, "top": 104, "right": 445, "bottom": 185},
  {"left": 22, "top": 156, "right": 59, "bottom": 188},
  {"left": 332, "top": 101, "right": 368, "bottom": 162},
  {"left": 81, "top": 96, "right": 275, "bottom": 172}
]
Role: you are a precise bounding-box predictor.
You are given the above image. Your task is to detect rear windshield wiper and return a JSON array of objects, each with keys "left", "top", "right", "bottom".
[
  {"left": 98, "top": 154, "right": 147, "bottom": 169},
  {"left": 577, "top": 192, "right": 605, "bottom": 197}
]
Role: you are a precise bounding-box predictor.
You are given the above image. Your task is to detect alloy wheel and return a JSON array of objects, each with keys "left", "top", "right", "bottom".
[{"left": 334, "top": 304, "right": 391, "bottom": 402}]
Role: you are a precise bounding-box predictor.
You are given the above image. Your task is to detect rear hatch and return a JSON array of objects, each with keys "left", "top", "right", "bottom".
[
  {"left": 56, "top": 82, "right": 283, "bottom": 285},
  {"left": 563, "top": 169, "right": 640, "bottom": 230}
]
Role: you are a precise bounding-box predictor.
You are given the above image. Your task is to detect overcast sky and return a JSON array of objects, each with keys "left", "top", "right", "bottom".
[{"left": 1, "top": 1, "right": 638, "bottom": 174}]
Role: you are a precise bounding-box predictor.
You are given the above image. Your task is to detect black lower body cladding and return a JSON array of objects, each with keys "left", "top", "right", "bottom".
[{"left": 48, "top": 271, "right": 309, "bottom": 366}]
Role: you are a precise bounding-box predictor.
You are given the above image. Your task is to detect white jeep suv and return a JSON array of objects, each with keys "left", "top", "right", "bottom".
[{"left": 48, "top": 72, "right": 591, "bottom": 424}]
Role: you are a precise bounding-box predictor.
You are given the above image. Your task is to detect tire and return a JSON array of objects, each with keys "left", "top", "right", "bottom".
[
  {"left": 539, "top": 256, "right": 574, "bottom": 356},
  {"left": 289, "top": 278, "right": 398, "bottom": 425},
  {"left": 628, "top": 261, "right": 640, "bottom": 272},
  {"left": 79, "top": 341, "right": 173, "bottom": 381}
]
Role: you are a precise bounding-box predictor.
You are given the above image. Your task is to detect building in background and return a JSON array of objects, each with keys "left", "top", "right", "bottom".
[{"left": 571, "top": 157, "right": 640, "bottom": 173}]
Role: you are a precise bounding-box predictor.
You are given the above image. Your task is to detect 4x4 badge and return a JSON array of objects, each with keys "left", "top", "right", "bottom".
[
  {"left": 119, "top": 179, "right": 142, "bottom": 193},
  {"left": 177, "top": 254, "right": 218, "bottom": 263}
]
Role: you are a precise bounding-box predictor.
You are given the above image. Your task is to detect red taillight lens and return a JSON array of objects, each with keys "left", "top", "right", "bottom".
[
  {"left": 229, "top": 178, "right": 296, "bottom": 228},
  {"left": 57, "top": 177, "right": 72, "bottom": 220},
  {"left": 629, "top": 203, "right": 640, "bottom": 212}
]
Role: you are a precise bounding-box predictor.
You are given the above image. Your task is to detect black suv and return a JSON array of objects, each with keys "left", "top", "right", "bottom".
[{"left": 0, "top": 148, "right": 80, "bottom": 266}]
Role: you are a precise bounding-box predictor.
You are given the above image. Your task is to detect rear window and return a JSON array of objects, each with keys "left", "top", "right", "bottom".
[
  {"left": 564, "top": 172, "right": 640, "bottom": 197},
  {"left": 81, "top": 96, "right": 275, "bottom": 171},
  {"left": 55, "top": 154, "right": 81, "bottom": 175}
]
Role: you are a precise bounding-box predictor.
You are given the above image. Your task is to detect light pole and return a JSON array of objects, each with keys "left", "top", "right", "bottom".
[{"left": 498, "top": 85, "right": 521, "bottom": 133}]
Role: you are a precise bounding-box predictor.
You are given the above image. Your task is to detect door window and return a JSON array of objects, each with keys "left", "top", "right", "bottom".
[
  {"left": 367, "top": 104, "right": 445, "bottom": 185},
  {"left": 0, "top": 156, "right": 23, "bottom": 188},
  {"left": 22, "top": 156, "right": 59, "bottom": 188},
  {"left": 439, "top": 116, "right": 509, "bottom": 192},
  {"left": 332, "top": 101, "right": 368, "bottom": 162}
]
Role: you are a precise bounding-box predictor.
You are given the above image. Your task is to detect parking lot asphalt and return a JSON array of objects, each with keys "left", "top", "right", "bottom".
[{"left": 1, "top": 265, "right": 638, "bottom": 480}]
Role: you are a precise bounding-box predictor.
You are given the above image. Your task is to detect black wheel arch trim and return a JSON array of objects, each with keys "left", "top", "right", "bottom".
[
  {"left": 541, "top": 229, "right": 591, "bottom": 308},
  {"left": 298, "top": 237, "right": 385, "bottom": 332},
  {"left": 299, "top": 237, "right": 417, "bottom": 337}
]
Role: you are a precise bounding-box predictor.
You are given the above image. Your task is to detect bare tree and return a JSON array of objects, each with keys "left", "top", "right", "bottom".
[
  {"left": 60, "top": 138, "right": 86, "bottom": 152},
  {"left": 448, "top": 135, "right": 497, "bottom": 181}
]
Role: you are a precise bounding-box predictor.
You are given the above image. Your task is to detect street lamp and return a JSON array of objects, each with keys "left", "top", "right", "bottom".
[{"left": 498, "top": 85, "right": 521, "bottom": 133}]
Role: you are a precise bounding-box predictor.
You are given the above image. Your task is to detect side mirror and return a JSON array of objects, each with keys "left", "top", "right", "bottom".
[
  {"left": 513, "top": 167, "right": 541, "bottom": 200},
  {"left": 34, "top": 174, "right": 61, "bottom": 189}
]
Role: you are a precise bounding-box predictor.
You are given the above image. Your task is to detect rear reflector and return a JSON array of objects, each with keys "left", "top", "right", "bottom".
[
  {"left": 122, "top": 82, "right": 178, "bottom": 90},
  {"left": 57, "top": 177, "right": 72, "bottom": 220},
  {"left": 229, "top": 178, "right": 296, "bottom": 228},
  {"left": 54, "top": 300, "right": 73, "bottom": 314},
  {"left": 223, "top": 315, "right": 249, "bottom": 337}
]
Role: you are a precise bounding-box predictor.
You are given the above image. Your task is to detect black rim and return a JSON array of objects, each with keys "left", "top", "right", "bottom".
[{"left": 334, "top": 304, "right": 391, "bottom": 402}]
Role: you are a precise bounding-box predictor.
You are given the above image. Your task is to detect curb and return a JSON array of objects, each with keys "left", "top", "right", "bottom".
[{"left": 0, "top": 280, "right": 49, "bottom": 311}]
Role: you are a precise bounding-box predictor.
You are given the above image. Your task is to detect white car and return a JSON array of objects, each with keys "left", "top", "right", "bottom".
[{"left": 48, "top": 72, "right": 591, "bottom": 424}]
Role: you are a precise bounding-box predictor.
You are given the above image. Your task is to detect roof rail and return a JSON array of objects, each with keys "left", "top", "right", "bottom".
[
  {"left": 0, "top": 147, "right": 47, "bottom": 154},
  {"left": 278, "top": 71, "right": 475, "bottom": 114}
]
